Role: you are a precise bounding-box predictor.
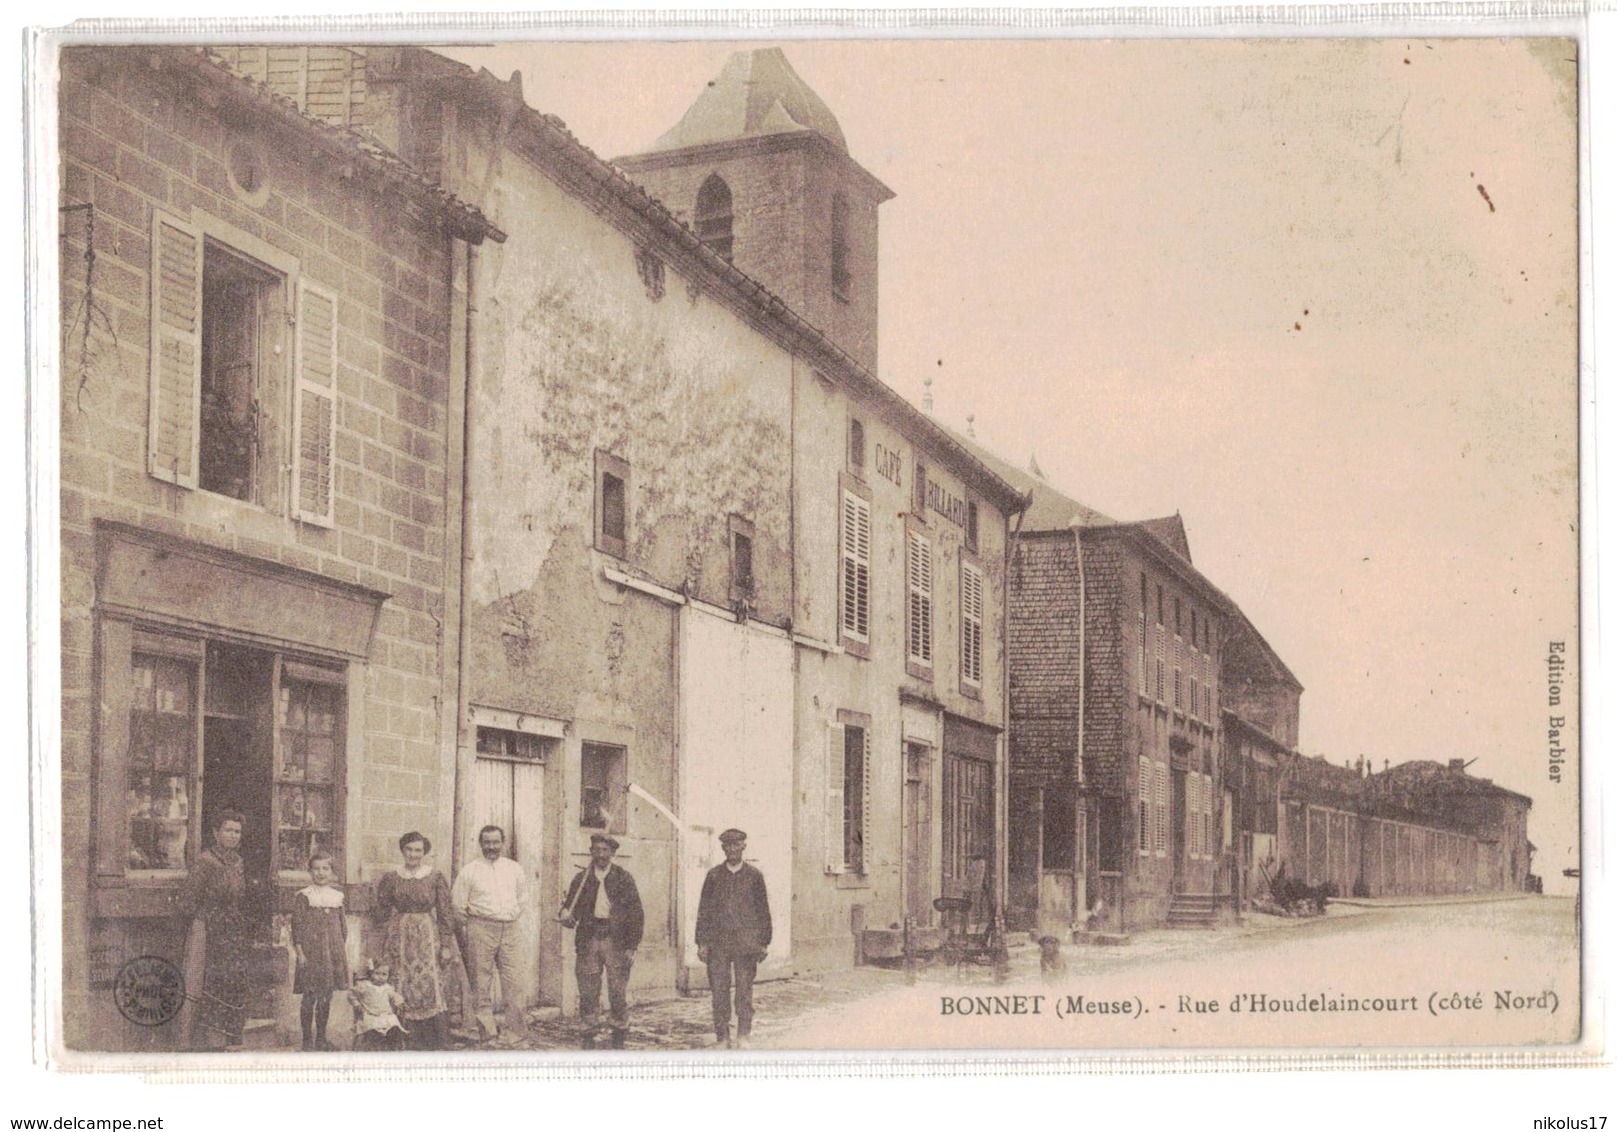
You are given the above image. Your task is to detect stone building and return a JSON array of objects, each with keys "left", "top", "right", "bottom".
[
  {"left": 1220, "top": 607, "right": 1304, "bottom": 907},
  {"left": 953, "top": 442, "right": 1238, "bottom": 934},
  {"left": 56, "top": 41, "right": 1022, "bottom": 1051},
  {"left": 360, "top": 45, "right": 1022, "bottom": 995},
  {"left": 56, "top": 45, "right": 499, "bottom": 1050}
]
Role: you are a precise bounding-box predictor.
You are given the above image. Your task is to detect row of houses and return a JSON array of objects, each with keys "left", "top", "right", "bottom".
[{"left": 53, "top": 43, "right": 1532, "bottom": 1053}]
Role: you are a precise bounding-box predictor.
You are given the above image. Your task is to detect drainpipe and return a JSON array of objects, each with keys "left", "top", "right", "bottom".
[
  {"left": 1070, "top": 517, "right": 1085, "bottom": 920},
  {"left": 999, "top": 492, "right": 1030, "bottom": 924},
  {"left": 449, "top": 75, "right": 519, "bottom": 877},
  {"left": 451, "top": 242, "right": 478, "bottom": 875}
]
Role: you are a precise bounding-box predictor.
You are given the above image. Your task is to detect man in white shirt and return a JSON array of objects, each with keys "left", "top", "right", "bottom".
[{"left": 452, "top": 824, "right": 529, "bottom": 1047}]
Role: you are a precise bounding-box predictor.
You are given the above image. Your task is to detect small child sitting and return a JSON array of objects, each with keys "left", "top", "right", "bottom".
[
  {"left": 1038, "top": 934, "right": 1068, "bottom": 983},
  {"left": 349, "top": 960, "right": 409, "bottom": 1051}
]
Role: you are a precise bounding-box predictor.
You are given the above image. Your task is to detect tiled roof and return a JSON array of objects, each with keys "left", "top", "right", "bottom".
[
  {"left": 406, "top": 48, "right": 1022, "bottom": 513},
  {"left": 179, "top": 46, "right": 503, "bottom": 245}
]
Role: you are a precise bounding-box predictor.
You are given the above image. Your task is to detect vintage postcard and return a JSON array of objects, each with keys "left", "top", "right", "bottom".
[{"left": 32, "top": 23, "right": 1589, "bottom": 1070}]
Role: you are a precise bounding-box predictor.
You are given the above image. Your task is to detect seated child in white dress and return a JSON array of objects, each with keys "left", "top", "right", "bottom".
[{"left": 349, "top": 960, "right": 409, "bottom": 1051}]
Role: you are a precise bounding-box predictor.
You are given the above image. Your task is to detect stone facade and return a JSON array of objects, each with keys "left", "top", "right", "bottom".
[{"left": 57, "top": 45, "right": 495, "bottom": 1051}]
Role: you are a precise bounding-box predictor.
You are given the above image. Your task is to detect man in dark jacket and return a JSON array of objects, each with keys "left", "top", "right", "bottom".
[
  {"left": 695, "top": 828, "right": 772, "bottom": 1048},
  {"left": 558, "top": 833, "right": 644, "bottom": 1049}
]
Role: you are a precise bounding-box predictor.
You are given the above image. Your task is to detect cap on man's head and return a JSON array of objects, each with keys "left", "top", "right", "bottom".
[
  {"left": 589, "top": 833, "right": 620, "bottom": 851},
  {"left": 718, "top": 828, "right": 747, "bottom": 844}
]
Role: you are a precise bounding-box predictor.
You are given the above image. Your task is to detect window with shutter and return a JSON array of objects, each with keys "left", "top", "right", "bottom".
[
  {"left": 149, "top": 210, "right": 296, "bottom": 510},
  {"left": 825, "top": 724, "right": 846, "bottom": 873},
  {"left": 292, "top": 279, "right": 337, "bottom": 526},
  {"left": 840, "top": 490, "right": 871, "bottom": 643},
  {"left": 960, "top": 560, "right": 983, "bottom": 689},
  {"left": 825, "top": 722, "right": 870, "bottom": 874},
  {"left": 906, "top": 531, "right": 933, "bottom": 669}
]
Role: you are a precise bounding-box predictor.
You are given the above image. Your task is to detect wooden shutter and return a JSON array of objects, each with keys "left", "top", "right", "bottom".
[
  {"left": 292, "top": 279, "right": 338, "bottom": 527},
  {"left": 841, "top": 491, "right": 870, "bottom": 641},
  {"left": 1138, "top": 755, "right": 1152, "bottom": 853},
  {"left": 824, "top": 723, "right": 846, "bottom": 873},
  {"left": 1191, "top": 773, "right": 1202, "bottom": 857},
  {"left": 1156, "top": 762, "right": 1168, "bottom": 855},
  {"left": 857, "top": 726, "right": 872, "bottom": 875},
  {"left": 148, "top": 212, "right": 203, "bottom": 487},
  {"left": 960, "top": 561, "right": 983, "bottom": 686},
  {"left": 907, "top": 532, "right": 933, "bottom": 664}
]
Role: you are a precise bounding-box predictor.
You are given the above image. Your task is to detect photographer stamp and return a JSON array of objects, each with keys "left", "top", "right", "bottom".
[{"left": 110, "top": 957, "right": 185, "bottom": 1029}]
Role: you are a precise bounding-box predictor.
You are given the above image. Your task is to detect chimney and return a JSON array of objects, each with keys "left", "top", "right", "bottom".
[
  {"left": 923, "top": 376, "right": 934, "bottom": 415},
  {"left": 1448, "top": 758, "right": 1467, "bottom": 773}
]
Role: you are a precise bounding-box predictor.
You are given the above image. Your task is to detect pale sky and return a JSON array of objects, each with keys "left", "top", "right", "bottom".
[{"left": 440, "top": 39, "right": 1580, "bottom": 884}]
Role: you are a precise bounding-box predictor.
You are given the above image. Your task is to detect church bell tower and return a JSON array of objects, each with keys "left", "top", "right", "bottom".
[{"left": 616, "top": 48, "right": 893, "bottom": 374}]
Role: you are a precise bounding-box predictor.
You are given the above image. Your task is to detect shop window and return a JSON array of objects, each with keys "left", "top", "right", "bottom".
[
  {"left": 106, "top": 629, "right": 347, "bottom": 884},
  {"left": 580, "top": 742, "right": 628, "bottom": 834},
  {"left": 275, "top": 669, "right": 343, "bottom": 873},
  {"left": 594, "top": 450, "right": 629, "bottom": 558},
  {"left": 126, "top": 652, "right": 199, "bottom": 872}
]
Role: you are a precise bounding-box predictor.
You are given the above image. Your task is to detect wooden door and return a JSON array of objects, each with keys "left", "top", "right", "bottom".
[
  {"left": 903, "top": 745, "right": 933, "bottom": 927},
  {"left": 470, "top": 755, "right": 544, "bottom": 1007}
]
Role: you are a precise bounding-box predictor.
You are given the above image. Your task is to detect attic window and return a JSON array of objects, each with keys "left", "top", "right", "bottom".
[{"left": 696, "top": 174, "right": 734, "bottom": 261}]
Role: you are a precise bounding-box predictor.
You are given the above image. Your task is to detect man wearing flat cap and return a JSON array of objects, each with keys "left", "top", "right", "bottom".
[
  {"left": 695, "top": 828, "right": 772, "bottom": 1048},
  {"left": 558, "top": 833, "right": 643, "bottom": 1049}
]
